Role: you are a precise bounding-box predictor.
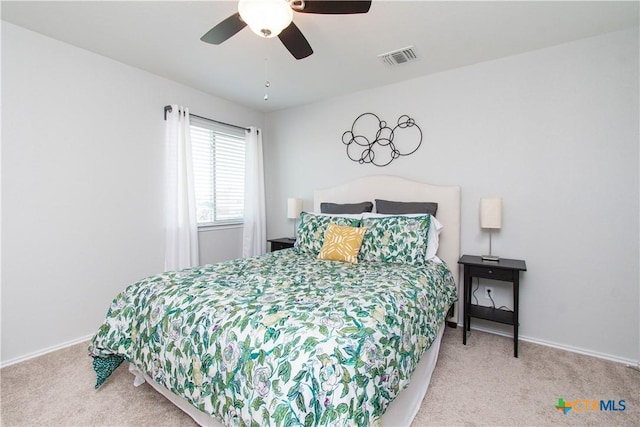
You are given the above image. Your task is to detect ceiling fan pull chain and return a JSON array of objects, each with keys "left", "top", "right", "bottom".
[{"left": 264, "top": 56, "right": 270, "bottom": 101}]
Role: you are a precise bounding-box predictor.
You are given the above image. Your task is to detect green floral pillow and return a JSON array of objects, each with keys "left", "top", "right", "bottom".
[
  {"left": 359, "top": 215, "right": 431, "bottom": 265},
  {"left": 294, "top": 212, "right": 361, "bottom": 255}
]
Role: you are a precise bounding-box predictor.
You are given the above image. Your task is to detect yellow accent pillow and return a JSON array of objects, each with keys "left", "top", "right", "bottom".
[{"left": 318, "top": 223, "right": 367, "bottom": 264}]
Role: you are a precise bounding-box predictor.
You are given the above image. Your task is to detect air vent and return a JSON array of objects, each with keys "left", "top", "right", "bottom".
[{"left": 378, "top": 46, "right": 418, "bottom": 66}]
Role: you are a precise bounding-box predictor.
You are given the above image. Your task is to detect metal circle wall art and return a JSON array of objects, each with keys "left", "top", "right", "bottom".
[{"left": 342, "top": 113, "right": 422, "bottom": 167}]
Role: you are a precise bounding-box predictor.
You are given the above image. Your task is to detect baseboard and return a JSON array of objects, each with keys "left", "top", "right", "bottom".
[
  {"left": 520, "top": 333, "right": 638, "bottom": 367},
  {"left": 0, "top": 334, "right": 92, "bottom": 369},
  {"left": 461, "top": 323, "right": 639, "bottom": 367}
]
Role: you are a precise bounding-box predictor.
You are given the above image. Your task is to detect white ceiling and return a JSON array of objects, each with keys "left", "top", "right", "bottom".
[{"left": 2, "top": 1, "right": 638, "bottom": 112}]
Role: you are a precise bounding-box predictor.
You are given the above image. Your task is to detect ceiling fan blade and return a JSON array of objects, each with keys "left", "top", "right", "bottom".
[
  {"left": 296, "top": 0, "right": 372, "bottom": 14},
  {"left": 278, "top": 22, "right": 313, "bottom": 60},
  {"left": 200, "top": 12, "right": 247, "bottom": 45}
]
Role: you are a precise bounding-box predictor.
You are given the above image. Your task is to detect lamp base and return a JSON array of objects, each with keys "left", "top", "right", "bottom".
[{"left": 481, "top": 255, "right": 500, "bottom": 262}]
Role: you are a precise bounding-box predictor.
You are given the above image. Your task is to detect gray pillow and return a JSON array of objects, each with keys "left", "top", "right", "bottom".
[
  {"left": 320, "top": 201, "right": 373, "bottom": 214},
  {"left": 375, "top": 199, "right": 438, "bottom": 216}
]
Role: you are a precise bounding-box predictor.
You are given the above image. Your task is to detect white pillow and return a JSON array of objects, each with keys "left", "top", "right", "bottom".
[{"left": 362, "top": 213, "right": 442, "bottom": 260}]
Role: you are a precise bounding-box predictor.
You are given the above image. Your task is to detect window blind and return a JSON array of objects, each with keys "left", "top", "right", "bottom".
[{"left": 190, "top": 116, "right": 246, "bottom": 226}]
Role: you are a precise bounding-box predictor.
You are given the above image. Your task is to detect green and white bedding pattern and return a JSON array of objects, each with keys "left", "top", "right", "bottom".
[{"left": 89, "top": 249, "right": 456, "bottom": 426}]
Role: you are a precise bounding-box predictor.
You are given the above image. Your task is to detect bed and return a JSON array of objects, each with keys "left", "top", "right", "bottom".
[{"left": 89, "top": 175, "right": 460, "bottom": 426}]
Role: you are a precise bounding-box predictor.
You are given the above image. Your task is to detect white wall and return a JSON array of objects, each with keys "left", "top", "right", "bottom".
[
  {"left": 1, "top": 22, "right": 263, "bottom": 365},
  {"left": 264, "top": 28, "right": 639, "bottom": 363},
  {"left": 2, "top": 21, "right": 638, "bottom": 366}
]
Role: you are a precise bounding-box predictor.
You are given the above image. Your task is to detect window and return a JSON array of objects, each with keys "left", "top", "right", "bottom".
[{"left": 190, "top": 116, "right": 246, "bottom": 226}]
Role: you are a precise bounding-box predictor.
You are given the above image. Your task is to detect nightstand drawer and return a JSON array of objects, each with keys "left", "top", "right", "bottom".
[{"left": 469, "top": 266, "right": 514, "bottom": 281}]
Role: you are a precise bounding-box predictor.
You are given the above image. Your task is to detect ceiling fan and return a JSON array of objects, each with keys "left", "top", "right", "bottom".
[{"left": 200, "top": 0, "right": 372, "bottom": 60}]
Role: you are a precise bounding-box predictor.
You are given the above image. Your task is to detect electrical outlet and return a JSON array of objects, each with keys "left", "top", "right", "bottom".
[{"left": 485, "top": 287, "right": 494, "bottom": 299}]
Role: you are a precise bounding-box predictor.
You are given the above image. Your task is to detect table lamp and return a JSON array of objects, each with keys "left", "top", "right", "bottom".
[
  {"left": 287, "top": 198, "right": 303, "bottom": 238},
  {"left": 480, "top": 197, "right": 502, "bottom": 262}
]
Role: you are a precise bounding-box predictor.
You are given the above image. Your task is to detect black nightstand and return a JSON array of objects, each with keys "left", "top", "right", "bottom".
[
  {"left": 268, "top": 238, "right": 296, "bottom": 252},
  {"left": 458, "top": 255, "right": 527, "bottom": 357}
]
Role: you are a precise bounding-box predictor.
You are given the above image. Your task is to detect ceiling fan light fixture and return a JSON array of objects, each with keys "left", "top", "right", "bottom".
[{"left": 238, "top": 0, "right": 293, "bottom": 38}]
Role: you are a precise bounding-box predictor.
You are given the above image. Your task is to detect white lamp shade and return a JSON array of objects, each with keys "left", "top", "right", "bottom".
[
  {"left": 480, "top": 198, "right": 503, "bottom": 229},
  {"left": 238, "top": 0, "right": 293, "bottom": 38},
  {"left": 287, "top": 198, "right": 303, "bottom": 219}
]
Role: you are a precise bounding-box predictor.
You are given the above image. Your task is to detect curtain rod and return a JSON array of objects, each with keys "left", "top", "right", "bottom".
[{"left": 163, "top": 105, "right": 250, "bottom": 132}]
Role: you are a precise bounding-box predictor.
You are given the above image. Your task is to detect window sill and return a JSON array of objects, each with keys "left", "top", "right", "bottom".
[{"left": 198, "top": 223, "right": 243, "bottom": 232}]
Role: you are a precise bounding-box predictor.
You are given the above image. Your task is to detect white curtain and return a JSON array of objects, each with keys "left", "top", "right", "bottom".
[
  {"left": 242, "top": 127, "right": 266, "bottom": 257},
  {"left": 164, "top": 105, "right": 199, "bottom": 271}
]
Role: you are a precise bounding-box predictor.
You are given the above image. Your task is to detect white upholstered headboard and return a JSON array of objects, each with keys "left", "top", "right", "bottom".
[{"left": 314, "top": 175, "right": 461, "bottom": 323}]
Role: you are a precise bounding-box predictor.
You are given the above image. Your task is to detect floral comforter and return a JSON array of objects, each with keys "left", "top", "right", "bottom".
[{"left": 89, "top": 249, "right": 457, "bottom": 426}]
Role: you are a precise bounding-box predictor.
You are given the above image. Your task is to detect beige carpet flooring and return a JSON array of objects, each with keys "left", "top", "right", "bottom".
[{"left": 1, "top": 327, "right": 638, "bottom": 426}]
